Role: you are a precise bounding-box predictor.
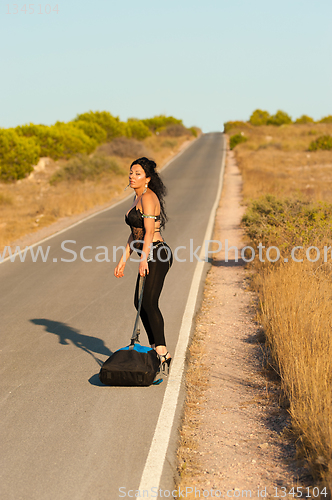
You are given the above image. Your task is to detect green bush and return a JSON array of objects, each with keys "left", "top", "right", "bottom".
[
  {"left": 223, "top": 121, "right": 248, "bottom": 133},
  {"left": 50, "top": 153, "right": 126, "bottom": 184},
  {"left": 249, "top": 109, "right": 270, "bottom": 126},
  {"left": 16, "top": 123, "right": 64, "bottom": 159},
  {"left": 125, "top": 120, "right": 151, "bottom": 140},
  {"left": 230, "top": 133, "right": 248, "bottom": 150},
  {"left": 141, "top": 115, "right": 183, "bottom": 133},
  {"left": 71, "top": 120, "right": 107, "bottom": 144},
  {"left": 16, "top": 122, "right": 97, "bottom": 160},
  {"left": 53, "top": 122, "right": 97, "bottom": 158},
  {"left": 3, "top": 111, "right": 194, "bottom": 182},
  {"left": 319, "top": 115, "right": 332, "bottom": 124},
  {"left": 74, "top": 111, "right": 126, "bottom": 141},
  {"left": 267, "top": 110, "right": 292, "bottom": 126},
  {"left": 189, "top": 127, "right": 200, "bottom": 137},
  {"left": 308, "top": 135, "right": 332, "bottom": 151},
  {"left": 0, "top": 128, "right": 40, "bottom": 181},
  {"left": 295, "top": 115, "right": 314, "bottom": 124},
  {"left": 242, "top": 194, "right": 332, "bottom": 250}
]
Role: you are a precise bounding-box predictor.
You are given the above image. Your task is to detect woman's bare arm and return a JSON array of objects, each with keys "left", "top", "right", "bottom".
[{"left": 114, "top": 232, "right": 134, "bottom": 278}]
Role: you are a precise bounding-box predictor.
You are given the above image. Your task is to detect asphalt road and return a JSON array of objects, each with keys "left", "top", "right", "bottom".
[{"left": 0, "top": 132, "right": 226, "bottom": 500}]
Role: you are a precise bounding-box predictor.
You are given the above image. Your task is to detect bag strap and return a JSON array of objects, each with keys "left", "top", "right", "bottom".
[{"left": 129, "top": 273, "right": 146, "bottom": 349}]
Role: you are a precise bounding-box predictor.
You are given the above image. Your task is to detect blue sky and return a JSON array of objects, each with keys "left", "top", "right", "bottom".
[{"left": 1, "top": 0, "right": 331, "bottom": 132}]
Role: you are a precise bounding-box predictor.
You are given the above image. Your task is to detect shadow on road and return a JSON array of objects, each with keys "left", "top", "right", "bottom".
[
  {"left": 30, "top": 318, "right": 113, "bottom": 367},
  {"left": 88, "top": 373, "right": 105, "bottom": 386}
]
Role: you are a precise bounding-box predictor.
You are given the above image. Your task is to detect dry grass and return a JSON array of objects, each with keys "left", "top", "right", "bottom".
[
  {"left": 0, "top": 134, "right": 194, "bottom": 251},
  {"left": 95, "top": 136, "right": 150, "bottom": 158},
  {"left": 258, "top": 259, "right": 332, "bottom": 487},
  {"left": 232, "top": 123, "right": 332, "bottom": 203},
  {"left": 235, "top": 121, "right": 332, "bottom": 490}
]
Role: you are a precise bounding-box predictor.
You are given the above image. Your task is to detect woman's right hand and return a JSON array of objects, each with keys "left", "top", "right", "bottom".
[{"left": 114, "top": 261, "right": 126, "bottom": 278}]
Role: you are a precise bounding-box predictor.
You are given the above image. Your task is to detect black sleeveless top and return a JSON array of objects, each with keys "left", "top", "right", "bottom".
[{"left": 125, "top": 206, "right": 161, "bottom": 250}]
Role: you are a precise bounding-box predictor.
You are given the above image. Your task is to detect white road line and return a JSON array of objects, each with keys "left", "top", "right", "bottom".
[
  {"left": 0, "top": 139, "right": 196, "bottom": 266},
  {"left": 138, "top": 135, "right": 226, "bottom": 498}
]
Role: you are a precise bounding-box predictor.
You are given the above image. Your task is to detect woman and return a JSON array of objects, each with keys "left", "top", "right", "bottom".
[{"left": 114, "top": 157, "right": 173, "bottom": 379}]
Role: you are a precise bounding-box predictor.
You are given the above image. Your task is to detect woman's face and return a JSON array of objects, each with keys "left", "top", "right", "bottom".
[{"left": 129, "top": 164, "right": 150, "bottom": 190}]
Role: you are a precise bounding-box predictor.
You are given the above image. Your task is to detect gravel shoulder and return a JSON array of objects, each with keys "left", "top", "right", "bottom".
[{"left": 176, "top": 149, "right": 310, "bottom": 497}]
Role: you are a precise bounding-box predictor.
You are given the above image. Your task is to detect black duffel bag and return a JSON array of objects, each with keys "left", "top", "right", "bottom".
[
  {"left": 99, "top": 343, "right": 160, "bottom": 386},
  {"left": 99, "top": 275, "right": 161, "bottom": 387}
]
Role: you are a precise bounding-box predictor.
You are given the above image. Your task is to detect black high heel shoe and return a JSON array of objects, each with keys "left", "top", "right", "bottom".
[
  {"left": 160, "top": 352, "right": 172, "bottom": 376},
  {"left": 152, "top": 352, "right": 172, "bottom": 385}
]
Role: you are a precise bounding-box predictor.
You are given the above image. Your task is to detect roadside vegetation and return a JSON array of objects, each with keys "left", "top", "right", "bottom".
[
  {"left": 0, "top": 112, "right": 200, "bottom": 249},
  {"left": 226, "top": 110, "right": 332, "bottom": 490}
]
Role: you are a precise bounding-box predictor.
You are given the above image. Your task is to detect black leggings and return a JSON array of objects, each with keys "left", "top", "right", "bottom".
[{"left": 134, "top": 241, "right": 173, "bottom": 346}]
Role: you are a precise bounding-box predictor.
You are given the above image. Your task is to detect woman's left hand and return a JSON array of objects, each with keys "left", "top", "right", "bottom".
[{"left": 139, "top": 260, "right": 149, "bottom": 277}]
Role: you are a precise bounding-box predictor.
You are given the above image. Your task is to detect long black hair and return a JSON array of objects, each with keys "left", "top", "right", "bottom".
[{"left": 131, "top": 157, "right": 168, "bottom": 228}]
